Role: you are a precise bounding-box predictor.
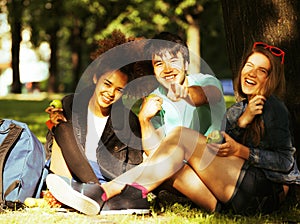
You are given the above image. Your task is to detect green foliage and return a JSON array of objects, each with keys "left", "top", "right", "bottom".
[{"left": 4, "top": 0, "right": 232, "bottom": 93}]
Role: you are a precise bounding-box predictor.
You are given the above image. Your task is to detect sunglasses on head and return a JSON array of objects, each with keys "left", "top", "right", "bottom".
[{"left": 253, "top": 42, "right": 285, "bottom": 64}]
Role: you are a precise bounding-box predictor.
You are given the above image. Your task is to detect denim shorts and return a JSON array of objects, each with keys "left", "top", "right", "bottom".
[
  {"left": 89, "top": 160, "right": 108, "bottom": 184},
  {"left": 222, "top": 163, "right": 284, "bottom": 215}
]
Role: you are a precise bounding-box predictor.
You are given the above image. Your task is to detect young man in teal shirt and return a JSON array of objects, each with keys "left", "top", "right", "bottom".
[{"left": 138, "top": 32, "right": 226, "bottom": 156}]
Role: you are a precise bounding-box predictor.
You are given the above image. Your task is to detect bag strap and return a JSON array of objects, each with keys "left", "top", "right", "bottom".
[
  {"left": 0, "top": 123, "right": 23, "bottom": 205},
  {"left": 3, "top": 180, "right": 21, "bottom": 199}
]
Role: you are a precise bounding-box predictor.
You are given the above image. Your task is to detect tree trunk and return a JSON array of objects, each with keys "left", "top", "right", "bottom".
[
  {"left": 70, "top": 18, "right": 83, "bottom": 92},
  {"left": 221, "top": 0, "right": 300, "bottom": 166},
  {"left": 186, "top": 15, "right": 201, "bottom": 74},
  {"left": 8, "top": 0, "right": 23, "bottom": 93},
  {"left": 47, "top": 28, "right": 59, "bottom": 93},
  {"left": 46, "top": 0, "right": 61, "bottom": 93}
]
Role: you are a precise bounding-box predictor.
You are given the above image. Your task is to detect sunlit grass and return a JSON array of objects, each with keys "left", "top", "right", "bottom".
[
  {"left": 0, "top": 99, "right": 50, "bottom": 143},
  {"left": 224, "top": 95, "right": 236, "bottom": 108},
  {"left": 0, "top": 202, "right": 298, "bottom": 224},
  {"left": 0, "top": 93, "right": 64, "bottom": 143}
]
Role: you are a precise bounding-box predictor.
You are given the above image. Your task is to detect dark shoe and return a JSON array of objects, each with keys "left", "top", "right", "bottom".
[
  {"left": 46, "top": 174, "right": 101, "bottom": 215},
  {"left": 68, "top": 178, "right": 104, "bottom": 207},
  {"left": 46, "top": 174, "right": 150, "bottom": 215},
  {"left": 73, "top": 183, "right": 151, "bottom": 215},
  {"left": 104, "top": 184, "right": 150, "bottom": 214}
]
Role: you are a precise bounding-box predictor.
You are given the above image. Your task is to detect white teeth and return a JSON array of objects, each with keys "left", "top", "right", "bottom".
[
  {"left": 103, "top": 95, "right": 112, "bottom": 103},
  {"left": 165, "top": 75, "right": 175, "bottom": 80},
  {"left": 245, "top": 79, "right": 256, "bottom": 85}
]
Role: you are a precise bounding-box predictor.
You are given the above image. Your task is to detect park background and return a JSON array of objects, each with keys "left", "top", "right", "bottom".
[
  {"left": 0, "top": 0, "right": 300, "bottom": 223},
  {"left": 0, "top": 0, "right": 234, "bottom": 95}
]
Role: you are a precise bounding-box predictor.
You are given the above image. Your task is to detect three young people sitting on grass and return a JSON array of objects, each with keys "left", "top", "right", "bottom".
[{"left": 45, "top": 31, "right": 299, "bottom": 216}]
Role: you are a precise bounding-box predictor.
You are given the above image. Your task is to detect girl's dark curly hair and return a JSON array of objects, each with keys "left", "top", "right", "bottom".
[
  {"left": 90, "top": 30, "right": 138, "bottom": 82},
  {"left": 91, "top": 30, "right": 135, "bottom": 60}
]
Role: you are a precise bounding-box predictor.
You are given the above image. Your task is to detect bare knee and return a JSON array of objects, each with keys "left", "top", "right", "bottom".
[{"left": 168, "top": 126, "right": 186, "bottom": 138}]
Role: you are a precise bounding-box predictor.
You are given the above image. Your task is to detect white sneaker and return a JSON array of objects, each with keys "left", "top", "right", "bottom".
[{"left": 46, "top": 174, "right": 100, "bottom": 215}]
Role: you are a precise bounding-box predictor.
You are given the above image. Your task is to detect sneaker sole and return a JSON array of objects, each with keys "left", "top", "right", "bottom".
[
  {"left": 46, "top": 174, "right": 100, "bottom": 215},
  {"left": 100, "top": 209, "right": 150, "bottom": 215}
]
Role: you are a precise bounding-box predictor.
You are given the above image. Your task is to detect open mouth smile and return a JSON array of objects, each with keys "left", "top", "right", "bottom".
[
  {"left": 164, "top": 75, "right": 176, "bottom": 81},
  {"left": 245, "top": 78, "right": 257, "bottom": 86},
  {"left": 102, "top": 95, "right": 113, "bottom": 104}
]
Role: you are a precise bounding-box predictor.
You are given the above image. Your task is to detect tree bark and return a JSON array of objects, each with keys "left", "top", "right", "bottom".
[
  {"left": 70, "top": 17, "right": 83, "bottom": 92},
  {"left": 221, "top": 0, "right": 300, "bottom": 166},
  {"left": 47, "top": 28, "right": 59, "bottom": 93},
  {"left": 8, "top": 0, "right": 23, "bottom": 93},
  {"left": 186, "top": 15, "right": 201, "bottom": 74},
  {"left": 46, "top": 0, "right": 61, "bottom": 93}
]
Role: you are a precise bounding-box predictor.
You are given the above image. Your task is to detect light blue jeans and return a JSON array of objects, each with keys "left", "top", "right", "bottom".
[{"left": 89, "top": 160, "right": 107, "bottom": 184}]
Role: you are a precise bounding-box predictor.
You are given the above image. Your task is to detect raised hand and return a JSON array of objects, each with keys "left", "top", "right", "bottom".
[
  {"left": 238, "top": 95, "right": 266, "bottom": 128},
  {"left": 167, "top": 83, "right": 188, "bottom": 102},
  {"left": 139, "top": 94, "right": 163, "bottom": 121}
]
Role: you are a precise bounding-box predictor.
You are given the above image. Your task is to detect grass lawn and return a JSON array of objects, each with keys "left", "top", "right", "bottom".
[{"left": 0, "top": 94, "right": 299, "bottom": 223}]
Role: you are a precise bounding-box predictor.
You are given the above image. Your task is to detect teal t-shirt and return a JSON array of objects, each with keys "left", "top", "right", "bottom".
[{"left": 151, "top": 73, "right": 226, "bottom": 136}]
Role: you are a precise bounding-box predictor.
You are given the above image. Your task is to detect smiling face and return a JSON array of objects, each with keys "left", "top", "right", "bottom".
[
  {"left": 241, "top": 52, "right": 270, "bottom": 98},
  {"left": 152, "top": 51, "right": 188, "bottom": 89},
  {"left": 91, "top": 70, "right": 128, "bottom": 116}
]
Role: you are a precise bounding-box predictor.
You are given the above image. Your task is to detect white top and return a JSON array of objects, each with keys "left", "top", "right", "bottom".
[{"left": 85, "top": 108, "right": 108, "bottom": 162}]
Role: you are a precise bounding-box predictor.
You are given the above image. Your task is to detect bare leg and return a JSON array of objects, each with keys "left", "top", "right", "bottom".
[
  {"left": 102, "top": 127, "right": 243, "bottom": 204},
  {"left": 101, "top": 127, "right": 193, "bottom": 197},
  {"left": 170, "top": 165, "right": 218, "bottom": 212},
  {"left": 102, "top": 127, "right": 205, "bottom": 198},
  {"left": 155, "top": 127, "right": 244, "bottom": 203},
  {"left": 187, "top": 136, "right": 244, "bottom": 202}
]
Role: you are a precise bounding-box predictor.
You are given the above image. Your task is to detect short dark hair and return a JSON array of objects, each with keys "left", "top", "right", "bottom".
[{"left": 144, "top": 32, "right": 190, "bottom": 64}]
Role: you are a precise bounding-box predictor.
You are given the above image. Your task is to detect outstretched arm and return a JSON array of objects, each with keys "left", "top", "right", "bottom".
[{"left": 187, "top": 85, "right": 222, "bottom": 106}]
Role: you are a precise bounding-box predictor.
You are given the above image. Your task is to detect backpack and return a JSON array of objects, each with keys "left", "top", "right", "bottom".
[{"left": 0, "top": 119, "right": 46, "bottom": 209}]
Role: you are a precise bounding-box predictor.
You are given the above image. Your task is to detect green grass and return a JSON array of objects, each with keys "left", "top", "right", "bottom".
[
  {"left": 0, "top": 96, "right": 53, "bottom": 143},
  {"left": 0, "top": 94, "right": 299, "bottom": 223},
  {"left": 0, "top": 201, "right": 299, "bottom": 223}
]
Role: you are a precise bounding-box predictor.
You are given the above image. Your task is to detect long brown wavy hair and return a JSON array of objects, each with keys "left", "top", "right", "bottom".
[{"left": 234, "top": 43, "right": 286, "bottom": 146}]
